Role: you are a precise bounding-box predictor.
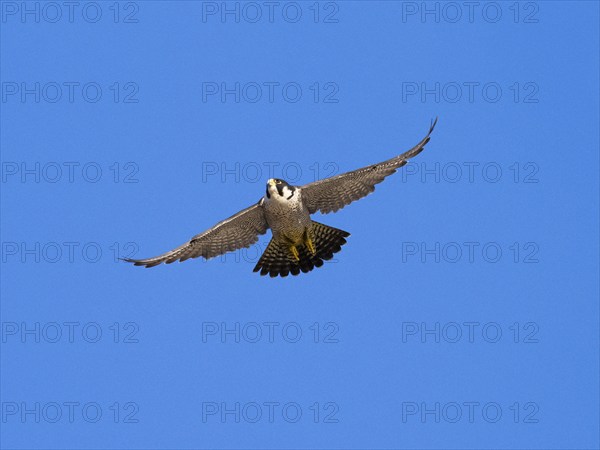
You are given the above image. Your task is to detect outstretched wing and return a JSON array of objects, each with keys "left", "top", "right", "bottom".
[
  {"left": 300, "top": 118, "right": 437, "bottom": 214},
  {"left": 123, "top": 201, "right": 268, "bottom": 268}
]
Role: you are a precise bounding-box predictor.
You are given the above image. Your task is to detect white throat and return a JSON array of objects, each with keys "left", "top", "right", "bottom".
[{"left": 266, "top": 185, "right": 300, "bottom": 205}]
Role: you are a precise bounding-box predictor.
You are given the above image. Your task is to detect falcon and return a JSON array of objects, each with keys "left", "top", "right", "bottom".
[{"left": 124, "top": 118, "right": 437, "bottom": 277}]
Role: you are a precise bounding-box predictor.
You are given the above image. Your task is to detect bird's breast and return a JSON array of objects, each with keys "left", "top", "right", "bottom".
[{"left": 264, "top": 195, "right": 311, "bottom": 240}]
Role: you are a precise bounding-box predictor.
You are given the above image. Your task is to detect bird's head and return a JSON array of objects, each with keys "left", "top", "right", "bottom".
[{"left": 266, "top": 178, "right": 296, "bottom": 201}]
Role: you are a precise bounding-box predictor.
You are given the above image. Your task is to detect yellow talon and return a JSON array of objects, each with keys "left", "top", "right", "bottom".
[
  {"left": 290, "top": 246, "right": 300, "bottom": 261},
  {"left": 306, "top": 237, "right": 316, "bottom": 255}
]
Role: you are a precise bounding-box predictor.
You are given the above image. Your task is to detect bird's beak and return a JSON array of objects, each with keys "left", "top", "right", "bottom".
[{"left": 268, "top": 179, "right": 276, "bottom": 187}]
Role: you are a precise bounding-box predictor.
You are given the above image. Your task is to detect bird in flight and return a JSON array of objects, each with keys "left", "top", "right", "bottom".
[{"left": 124, "top": 118, "right": 437, "bottom": 277}]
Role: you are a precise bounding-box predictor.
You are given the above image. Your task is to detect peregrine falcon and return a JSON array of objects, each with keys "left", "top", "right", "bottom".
[{"left": 124, "top": 118, "right": 437, "bottom": 277}]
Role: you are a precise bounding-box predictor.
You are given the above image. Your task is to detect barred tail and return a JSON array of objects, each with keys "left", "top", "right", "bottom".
[{"left": 253, "top": 221, "right": 350, "bottom": 278}]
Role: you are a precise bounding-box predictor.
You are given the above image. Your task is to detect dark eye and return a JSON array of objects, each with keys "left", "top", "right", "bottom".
[{"left": 276, "top": 180, "right": 282, "bottom": 184}]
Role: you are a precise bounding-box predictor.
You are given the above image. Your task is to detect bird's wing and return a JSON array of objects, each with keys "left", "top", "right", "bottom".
[
  {"left": 300, "top": 118, "right": 437, "bottom": 214},
  {"left": 123, "top": 201, "right": 268, "bottom": 268}
]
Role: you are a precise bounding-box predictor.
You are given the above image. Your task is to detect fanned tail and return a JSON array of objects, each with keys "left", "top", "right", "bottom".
[{"left": 253, "top": 221, "right": 350, "bottom": 277}]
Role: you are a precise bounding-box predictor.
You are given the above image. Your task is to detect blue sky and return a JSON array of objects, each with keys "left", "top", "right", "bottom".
[{"left": 1, "top": 1, "right": 599, "bottom": 449}]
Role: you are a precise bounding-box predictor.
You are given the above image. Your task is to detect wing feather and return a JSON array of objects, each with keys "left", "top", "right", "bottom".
[
  {"left": 123, "top": 201, "right": 268, "bottom": 268},
  {"left": 300, "top": 118, "right": 437, "bottom": 214}
]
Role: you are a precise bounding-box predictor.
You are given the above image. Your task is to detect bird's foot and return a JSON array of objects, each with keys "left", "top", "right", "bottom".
[
  {"left": 290, "top": 245, "right": 300, "bottom": 261},
  {"left": 306, "top": 237, "right": 316, "bottom": 255}
]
